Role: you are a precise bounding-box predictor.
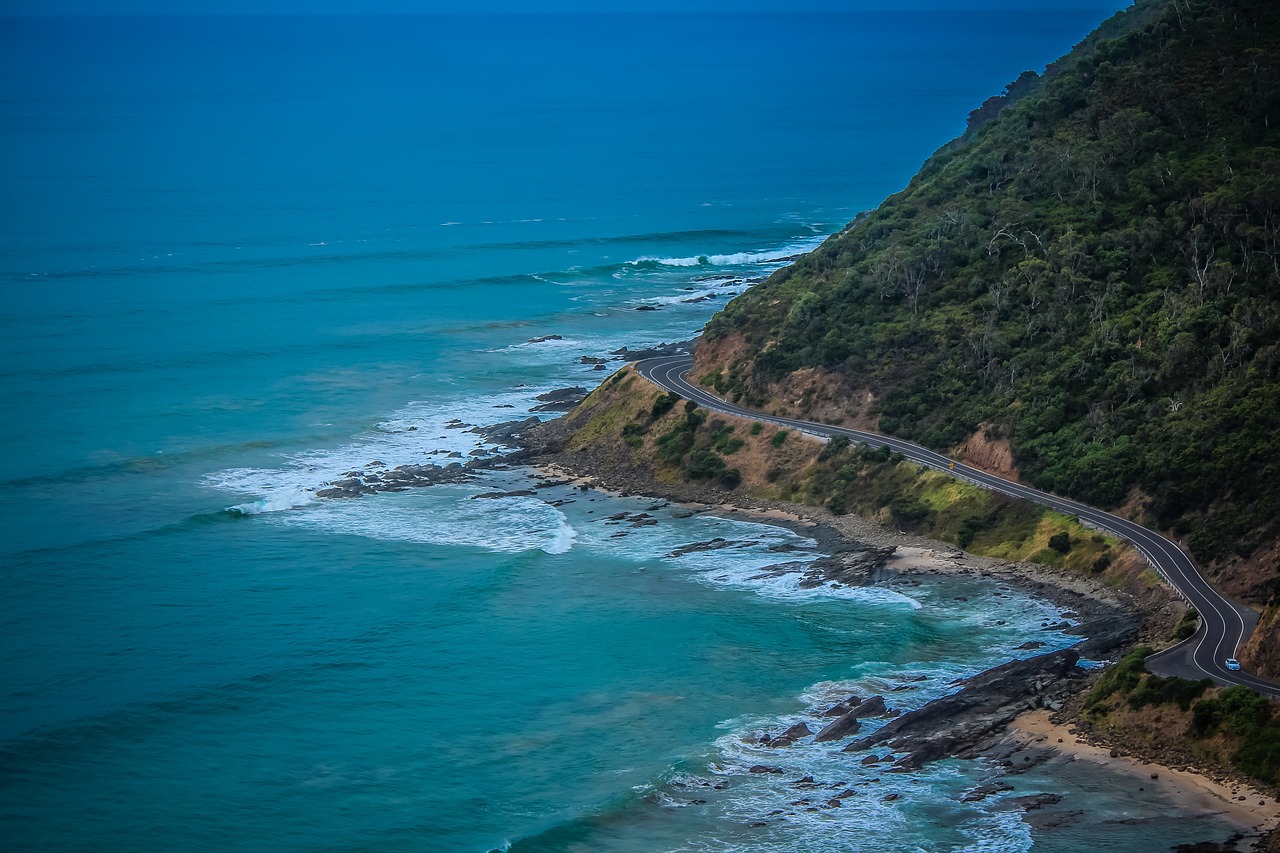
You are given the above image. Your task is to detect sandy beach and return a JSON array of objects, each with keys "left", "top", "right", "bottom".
[{"left": 1011, "top": 709, "right": 1280, "bottom": 841}]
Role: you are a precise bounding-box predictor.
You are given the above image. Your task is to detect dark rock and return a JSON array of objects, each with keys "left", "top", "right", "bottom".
[
  {"left": 845, "top": 650, "right": 1082, "bottom": 769},
  {"left": 765, "top": 721, "right": 814, "bottom": 748},
  {"left": 579, "top": 356, "right": 607, "bottom": 364},
  {"left": 607, "top": 340, "right": 693, "bottom": 362},
  {"left": 852, "top": 696, "right": 889, "bottom": 718},
  {"left": 822, "top": 695, "right": 862, "bottom": 717},
  {"left": 471, "top": 490, "right": 537, "bottom": 500},
  {"left": 814, "top": 711, "right": 863, "bottom": 743},
  {"left": 635, "top": 304, "right": 659, "bottom": 311},
  {"left": 526, "top": 334, "right": 563, "bottom": 343},
  {"left": 473, "top": 417, "right": 541, "bottom": 444},
  {"left": 531, "top": 387, "right": 588, "bottom": 412},
  {"left": 860, "top": 754, "right": 881, "bottom": 766},
  {"left": 665, "top": 538, "right": 736, "bottom": 558},
  {"left": 315, "top": 459, "right": 476, "bottom": 500},
  {"left": 1008, "top": 793, "right": 1063, "bottom": 811},
  {"left": 536, "top": 387, "right": 587, "bottom": 403},
  {"left": 799, "top": 545, "right": 897, "bottom": 588},
  {"left": 816, "top": 696, "right": 890, "bottom": 743},
  {"left": 1017, "top": 641, "right": 1046, "bottom": 650},
  {"left": 961, "top": 781, "right": 1014, "bottom": 802},
  {"left": 1001, "top": 746, "right": 1058, "bottom": 775},
  {"left": 749, "top": 765, "right": 785, "bottom": 774}
]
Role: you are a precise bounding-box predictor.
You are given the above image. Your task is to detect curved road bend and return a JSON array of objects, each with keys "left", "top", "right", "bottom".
[{"left": 636, "top": 355, "right": 1278, "bottom": 697}]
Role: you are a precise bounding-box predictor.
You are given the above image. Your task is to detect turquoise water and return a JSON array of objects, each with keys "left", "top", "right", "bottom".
[{"left": 0, "top": 9, "right": 1236, "bottom": 851}]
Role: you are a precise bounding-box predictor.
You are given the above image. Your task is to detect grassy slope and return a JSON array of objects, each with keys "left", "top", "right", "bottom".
[{"left": 557, "top": 367, "right": 1147, "bottom": 598}]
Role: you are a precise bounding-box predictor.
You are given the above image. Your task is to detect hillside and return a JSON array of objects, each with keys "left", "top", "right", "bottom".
[{"left": 693, "top": 0, "right": 1280, "bottom": 670}]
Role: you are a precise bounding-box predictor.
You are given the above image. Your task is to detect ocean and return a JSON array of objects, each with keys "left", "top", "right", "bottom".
[{"left": 0, "top": 9, "right": 1236, "bottom": 851}]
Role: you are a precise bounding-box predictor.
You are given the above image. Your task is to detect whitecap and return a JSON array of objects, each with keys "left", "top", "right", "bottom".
[
  {"left": 226, "top": 488, "right": 316, "bottom": 515},
  {"left": 274, "top": 488, "right": 578, "bottom": 555},
  {"left": 627, "top": 235, "right": 826, "bottom": 269},
  {"left": 542, "top": 517, "right": 578, "bottom": 554},
  {"left": 203, "top": 386, "right": 571, "bottom": 514}
]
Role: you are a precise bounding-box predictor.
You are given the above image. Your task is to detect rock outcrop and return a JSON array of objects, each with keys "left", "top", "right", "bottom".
[{"left": 845, "top": 650, "right": 1084, "bottom": 769}]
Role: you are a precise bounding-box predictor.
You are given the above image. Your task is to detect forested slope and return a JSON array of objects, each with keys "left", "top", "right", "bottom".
[{"left": 695, "top": 0, "right": 1280, "bottom": 619}]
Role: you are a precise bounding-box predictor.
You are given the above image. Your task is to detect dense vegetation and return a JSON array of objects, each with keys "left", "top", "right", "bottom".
[
  {"left": 700, "top": 0, "right": 1280, "bottom": 588},
  {"left": 1084, "top": 648, "right": 1280, "bottom": 784}
]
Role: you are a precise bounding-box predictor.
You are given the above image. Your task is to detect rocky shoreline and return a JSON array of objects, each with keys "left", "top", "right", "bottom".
[
  {"left": 300, "top": 391, "right": 1276, "bottom": 846},
  {"left": 512, "top": 416, "right": 1280, "bottom": 848}
]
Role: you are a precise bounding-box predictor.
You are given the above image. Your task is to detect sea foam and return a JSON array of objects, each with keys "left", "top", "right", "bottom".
[{"left": 629, "top": 235, "right": 826, "bottom": 269}]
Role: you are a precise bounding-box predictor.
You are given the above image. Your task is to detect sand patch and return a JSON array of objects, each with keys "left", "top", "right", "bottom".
[{"left": 1011, "top": 709, "right": 1280, "bottom": 839}]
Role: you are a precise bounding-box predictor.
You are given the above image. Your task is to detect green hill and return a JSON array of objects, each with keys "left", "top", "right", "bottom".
[{"left": 693, "top": 0, "right": 1280, "bottom": 664}]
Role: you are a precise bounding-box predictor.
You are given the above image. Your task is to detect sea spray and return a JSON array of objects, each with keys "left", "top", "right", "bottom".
[{"left": 543, "top": 517, "right": 579, "bottom": 554}]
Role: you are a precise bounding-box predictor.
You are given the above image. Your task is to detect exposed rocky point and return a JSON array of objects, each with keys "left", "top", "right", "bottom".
[
  {"left": 799, "top": 545, "right": 897, "bottom": 588},
  {"left": 531, "top": 388, "right": 588, "bottom": 412},
  {"left": 844, "top": 650, "right": 1084, "bottom": 769}
]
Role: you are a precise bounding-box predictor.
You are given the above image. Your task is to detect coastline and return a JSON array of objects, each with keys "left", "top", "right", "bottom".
[
  {"left": 1009, "top": 709, "right": 1280, "bottom": 843},
  {"left": 531, "top": 460, "right": 1139, "bottom": 652},
  {"left": 527, "top": 455, "right": 1280, "bottom": 848}
]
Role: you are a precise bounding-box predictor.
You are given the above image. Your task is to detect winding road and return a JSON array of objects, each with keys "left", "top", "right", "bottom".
[{"left": 637, "top": 354, "right": 1278, "bottom": 697}]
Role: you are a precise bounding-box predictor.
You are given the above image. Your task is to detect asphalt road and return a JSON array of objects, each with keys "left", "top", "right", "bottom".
[{"left": 637, "top": 355, "right": 1278, "bottom": 697}]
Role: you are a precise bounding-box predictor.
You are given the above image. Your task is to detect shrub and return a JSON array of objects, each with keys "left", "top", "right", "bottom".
[
  {"left": 957, "top": 516, "right": 985, "bottom": 549},
  {"left": 750, "top": 422, "right": 764, "bottom": 435},
  {"left": 684, "top": 450, "right": 726, "bottom": 480},
  {"left": 651, "top": 393, "right": 680, "bottom": 418},
  {"left": 1085, "top": 646, "right": 1153, "bottom": 710},
  {"left": 771, "top": 430, "right": 789, "bottom": 447},
  {"left": 718, "top": 437, "right": 745, "bottom": 455},
  {"left": 1172, "top": 608, "right": 1199, "bottom": 641},
  {"left": 1048, "top": 532, "right": 1072, "bottom": 553},
  {"left": 1127, "top": 675, "right": 1211, "bottom": 711}
]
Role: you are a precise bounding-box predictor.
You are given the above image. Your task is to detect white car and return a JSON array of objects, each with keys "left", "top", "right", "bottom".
[{"left": 1224, "top": 658, "right": 1242, "bottom": 671}]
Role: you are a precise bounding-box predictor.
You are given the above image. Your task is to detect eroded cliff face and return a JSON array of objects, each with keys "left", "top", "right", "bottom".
[
  {"left": 956, "top": 425, "right": 1019, "bottom": 481},
  {"left": 692, "top": 332, "right": 879, "bottom": 431}
]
